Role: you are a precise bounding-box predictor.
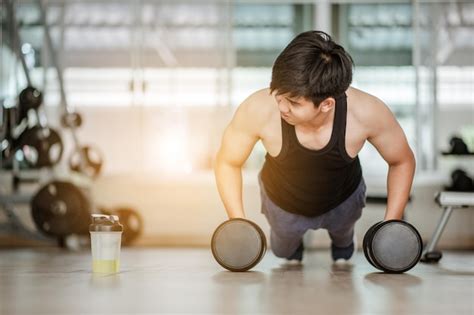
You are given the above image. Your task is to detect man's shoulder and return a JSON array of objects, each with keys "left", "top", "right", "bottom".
[
  {"left": 347, "top": 86, "right": 384, "bottom": 108},
  {"left": 347, "top": 86, "right": 388, "bottom": 120},
  {"left": 238, "top": 88, "right": 275, "bottom": 120},
  {"left": 346, "top": 86, "right": 397, "bottom": 140}
]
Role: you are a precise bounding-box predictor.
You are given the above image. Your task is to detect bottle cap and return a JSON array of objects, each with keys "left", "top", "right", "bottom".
[{"left": 89, "top": 214, "right": 123, "bottom": 232}]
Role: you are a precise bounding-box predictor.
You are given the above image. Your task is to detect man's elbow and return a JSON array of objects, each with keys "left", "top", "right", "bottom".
[
  {"left": 389, "top": 148, "right": 416, "bottom": 170},
  {"left": 214, "top": 150, "right": 223, "bottom": 172},
  {"left": 214, "top": 150, "right": 242, "bottom": 171},
  {"left": 409, "top": 148, "right": 416, "bottom": 171}
]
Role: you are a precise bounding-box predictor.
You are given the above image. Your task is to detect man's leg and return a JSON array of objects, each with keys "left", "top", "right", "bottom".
[
  {"left": 322, "top": 179, "right": 366, "bottom": 261},
  {"left": 258, "top": 175, "right": 310, "bottom": 261},
  {"left": 269, "top": 229, "right": 305, "bottom": 259},
  {"left": 260, "top": 196, "right": 308, "bottom": 260},
  {"left": 328, "top": 226, "right": 356, "bottom": 261}
]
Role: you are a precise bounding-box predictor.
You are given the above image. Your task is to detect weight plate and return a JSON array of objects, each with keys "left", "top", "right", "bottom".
[
  {"left": 19, "top": 86, "right": 43, "bottom": 110},
  {"left": 110, "top": 207, "right": 143, "bottom": 246},
  {"left": 363, "top": 221, "right": 384, "bottom": 270},
  {"left": 69, "top": 145, "right": 103, "bottom": 178},
  {"left": 211, "top": 218, "right": 266, "bottom": 272},
  {"left": 61, "top": 112, "right": 83, "bottom": 128},
  {"left": 370, "top": 220, "right": 422, "bottom": 273},
  {"left": 17, "top": 126, "right": 63, "bottom": 167},
  {"left": 31, "top": 181, "right": 90, "bottom": 237}
]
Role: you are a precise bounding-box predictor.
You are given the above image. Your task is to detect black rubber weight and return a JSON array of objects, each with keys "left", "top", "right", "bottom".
[
  {"left": 211, "top": 218, "right": 266, "bottom": 272},
  {"left": 113, "top": 208, "right": 143, "bottom": 246},
  {"left": 31, "top": 181, "right": 90, "bottom": 237},
  {"left": 368, "top": 220, "right": 422, "bottom": 273},
  {"left": 69, "top": 145, "right": 103, "bottom": 178},
  {"left": 17, "top": 126, "right": 64, "bottom": 167},
  {"left": 363, "top": 221, "right": 384, "bottom": 269}
]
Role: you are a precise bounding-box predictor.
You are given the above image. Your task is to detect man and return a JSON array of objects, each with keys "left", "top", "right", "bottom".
[{"left": 214, "top": 31, "right": 415, "bottom": 264}]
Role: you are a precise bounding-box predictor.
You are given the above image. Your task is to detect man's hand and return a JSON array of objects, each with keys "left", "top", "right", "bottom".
[{"left": 384, "top": 211, "right": 404, "bottom": 221}]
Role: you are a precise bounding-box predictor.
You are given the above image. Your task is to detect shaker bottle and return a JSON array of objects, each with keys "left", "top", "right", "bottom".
[{"left": 90, "top": 214, "right": 123, "bottom": 273}]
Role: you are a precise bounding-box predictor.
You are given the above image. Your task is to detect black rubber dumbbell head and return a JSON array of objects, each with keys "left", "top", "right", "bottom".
[
  {"left": 367, "top": 220, "right": 422, "bottom": 273},
  {"left": 211, "top": 218, "right": 266, "bottom": 272}
]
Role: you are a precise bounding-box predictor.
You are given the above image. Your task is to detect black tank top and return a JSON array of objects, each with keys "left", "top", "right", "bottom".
[{"left": 260, "top": 93, "right": 362, "bottom": 217}]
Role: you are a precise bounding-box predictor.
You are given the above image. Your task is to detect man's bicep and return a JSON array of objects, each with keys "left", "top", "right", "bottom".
[
  {"left": 367, "top": 107, "right": 413, "bottom": 165},
  {"left": 217, "top": 121, "right": 259, "bottom": 167}
]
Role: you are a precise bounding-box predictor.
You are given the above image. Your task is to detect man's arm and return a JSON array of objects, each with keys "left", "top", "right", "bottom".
[
  {"left": 214, "top": 96, "right": 262, "bottom": 219},
  {"left": 366, "top": 98, "right": 416, "bottom": 221}
]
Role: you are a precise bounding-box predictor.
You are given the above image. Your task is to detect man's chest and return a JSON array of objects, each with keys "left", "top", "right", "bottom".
[{"left": 260, "top": 111, "right": 367, "bottom": 159}]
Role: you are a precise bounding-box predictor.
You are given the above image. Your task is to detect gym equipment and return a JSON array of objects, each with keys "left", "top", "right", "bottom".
[
  {"left": 35, "top": 0, "right": 103, "bottom": 179},
  {"left": 5, "top": 0, "right": 33, "bottom": 89},
  {"left": 3, "top": 4, "right": 60, "bottom": 170},
  {"left": 363, "top": 220, "right": 422, "bottom": 273},
  {"left": 18, "top": 86, "right": 43, "bottom": 123},
  {"left": 211, "top": 218, "right": 266, "bottom": 272},
  {"left": 69, "top": 145, "right": 103, "bottom": 178},
  {"left": 421, "top": 192, "right": 474, "bottom": 263},
  {"left": 31, "top": 181, "right": 90, "bottom": 237},
  {"left": 1, "top": 1, "right": 99, "bottom": 249},
  {"left": 1, "top": 106, "right": 17, "bottom": 164},
  {"left": 363, "top": 222, "right": 383, "bottom": 270},
  {"left": 442, "top": 136, "right": 473, "bottom": 155},
  {"left": 61, "top": 112, "right": 82, "bottom": 129},
  {"left": 99, "top": 207, "right": 143, "bottom": 246},
  {"left": 0, "top": 193, "right": 52, "bottom": 243},
  {"left": 445, "top": 169, "right": 474, "bottom": 192},
  {"left": 16, "top": 126, "right": 64, "bottom": 168}
]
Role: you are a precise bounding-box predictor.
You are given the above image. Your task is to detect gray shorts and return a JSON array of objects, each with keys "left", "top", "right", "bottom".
[{"left": 258, "top": 174, "right": 367, "bottom": 258}]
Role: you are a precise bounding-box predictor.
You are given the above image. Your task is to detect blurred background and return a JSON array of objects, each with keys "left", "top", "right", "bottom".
[{"left": 1, "top": 0, "right": 473, "bottom": 249}]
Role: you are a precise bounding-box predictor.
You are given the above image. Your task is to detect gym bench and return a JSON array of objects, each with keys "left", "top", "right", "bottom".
[{"left": 421, "top": 191, "right": 474, "bottom": 262}]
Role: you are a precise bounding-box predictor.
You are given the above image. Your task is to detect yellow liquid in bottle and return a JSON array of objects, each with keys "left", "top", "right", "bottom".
[{"left": 92, "top": 259, "right": 120, "bottom": 273}]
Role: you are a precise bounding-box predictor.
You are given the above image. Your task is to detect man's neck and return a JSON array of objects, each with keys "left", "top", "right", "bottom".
[{"left": 297, "top": 108, "right": 335, "bottom": 132}]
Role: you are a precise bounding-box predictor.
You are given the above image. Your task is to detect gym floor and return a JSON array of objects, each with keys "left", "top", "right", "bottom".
[{"left": 1, "top": 247, "right": 473, "bottom": 315}]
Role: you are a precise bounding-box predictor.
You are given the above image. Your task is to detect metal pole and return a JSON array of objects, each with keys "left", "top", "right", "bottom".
[
  {"left": 7, "top": 0, "right": 32, "bottom": 87},
  {"left": 412, "top": 0, "right": 423, "bottom": 170},
  {"left": 226, "top": 0, "right": 234, "bottom": 108},
  {"left": 431, "top": 3, "right": 440, "bottom": 170},
  {"left": 422, "top": 206, "right": 454, "bottom": 254},
  {"left": 36, "top": 0, "right": 68, "bottom": 110}
]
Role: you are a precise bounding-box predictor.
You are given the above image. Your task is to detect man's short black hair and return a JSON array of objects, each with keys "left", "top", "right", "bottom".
[{"left": 270, "top": 30, "right": 354, "bottom": 106}]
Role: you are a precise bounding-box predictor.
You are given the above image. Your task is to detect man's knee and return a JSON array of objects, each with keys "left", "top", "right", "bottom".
[
  {"left": 271, "top": 245, "right": 295, "bottom": 258},
  {"left": 328, "top": 227, "right": 354, "bottom": 247},
  {"left": 270, "top": 233, "right": 302, "bottom": 258}
]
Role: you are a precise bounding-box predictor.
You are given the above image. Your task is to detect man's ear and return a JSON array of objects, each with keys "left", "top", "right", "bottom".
[{"left": 319, "top": 97, "right": 335, "bottom": 113}]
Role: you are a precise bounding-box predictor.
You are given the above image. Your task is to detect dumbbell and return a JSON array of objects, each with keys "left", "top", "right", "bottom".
[
  {"left": 442, "top": 136, "right": 473, "bottom": 155},
  {"left": 363, "top": 220, "right": 422, "bottom": 273},
  {"left": 18, "top": 86, "right": 43, "bottom": 123},
  {"left": 446, "top": 169, "right": 474, "bottom": 192},
  {"left": 448, "top": 136, "right": 469, "bottom": 155},
  {"left": 211, "top": 218, "right": 266, "bottom": 272}
]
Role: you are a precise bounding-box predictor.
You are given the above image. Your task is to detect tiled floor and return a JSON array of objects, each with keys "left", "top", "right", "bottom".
[{"left": 0, "top": 247, "right": 473, "bottom": 315}]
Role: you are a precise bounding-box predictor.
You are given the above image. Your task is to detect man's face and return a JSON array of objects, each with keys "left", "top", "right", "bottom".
[{"left": 274, "top": 93, "right": 320, "bottom": 125}]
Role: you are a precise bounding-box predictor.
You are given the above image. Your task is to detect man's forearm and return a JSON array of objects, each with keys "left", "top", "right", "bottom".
[
  {"left": 214, "top": 161, "right": 246, "bottom": 219},
  {"left": 385, "top": 158, "right": 416, "bottom": 220}
]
